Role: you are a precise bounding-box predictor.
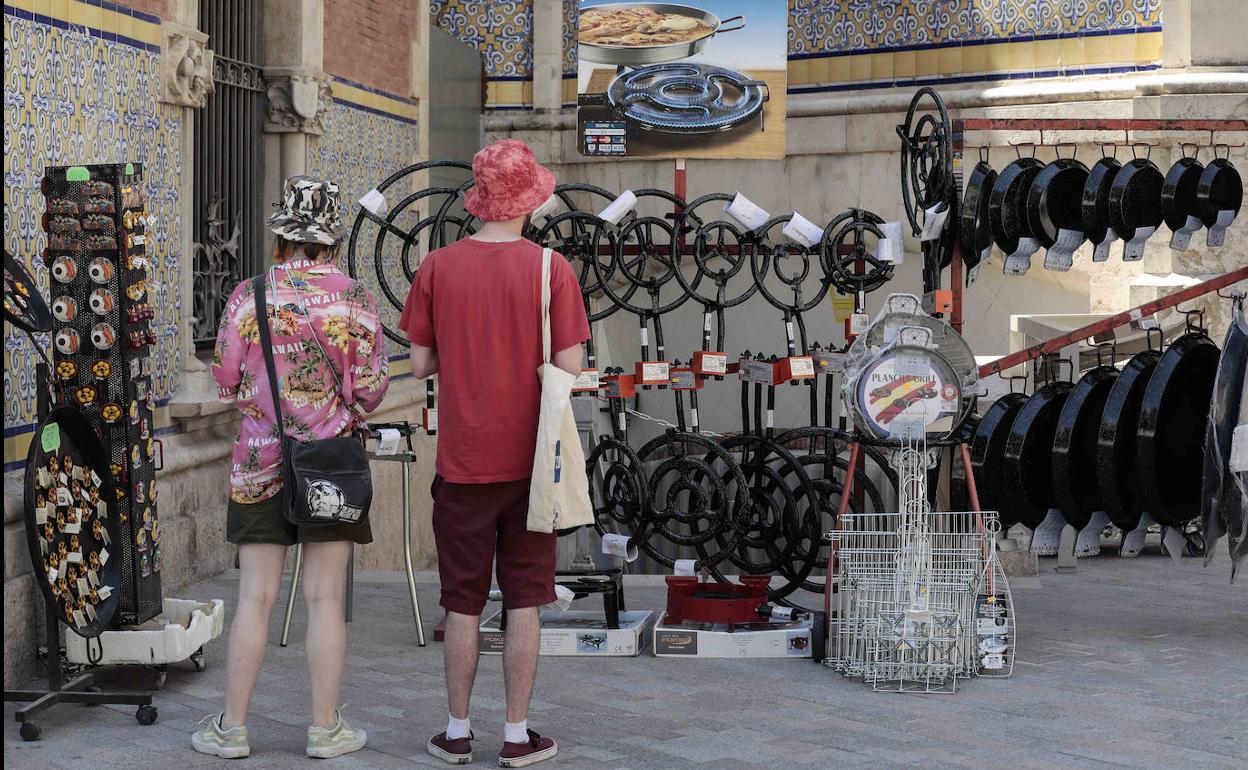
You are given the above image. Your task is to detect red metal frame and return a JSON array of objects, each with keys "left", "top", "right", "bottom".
[{"left": 978, "top": 266, "right": 1248, "bottom": 378}]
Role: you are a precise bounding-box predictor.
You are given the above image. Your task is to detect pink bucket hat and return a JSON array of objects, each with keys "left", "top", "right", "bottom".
[{"left": 463, "top": 139, "right": 556, "bottom": 222}]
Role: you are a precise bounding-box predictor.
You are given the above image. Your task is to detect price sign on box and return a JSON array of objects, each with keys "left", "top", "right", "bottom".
[
  {"left": 777, "top": 356, "right": 816, "bottom": 383},
  {"left": 635, "top": 361, "right": 670, "bottom": 386},
  {"left": 738, "top": 359, "right": 777, "bottom": 385},
  {"left": 691, "top": 351, "right": 727, "bottom": 376},
  {"left": 669, "top": 367, "right": 702, "bottom": 391},
  {"left": 572, "top": 369, "right": 601, "bottom": 392}
]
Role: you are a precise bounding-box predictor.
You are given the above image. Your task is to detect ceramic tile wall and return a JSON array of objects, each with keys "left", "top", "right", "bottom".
[
  {"left": 4, "top": 2, "right": 182, "bottom": 469},
  {"left": 434, "top": 0, "right": 1164, "bottom": 108}
]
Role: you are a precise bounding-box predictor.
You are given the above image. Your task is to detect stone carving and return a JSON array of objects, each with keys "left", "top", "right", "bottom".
[
  {"left": 160, "top": 22, "right": 214, "bottom": 108},
  {"left": 265, "top": 71, "right": 334, "bottom": 135}
]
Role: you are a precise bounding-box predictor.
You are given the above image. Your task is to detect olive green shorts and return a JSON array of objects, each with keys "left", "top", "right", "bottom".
[{"left": 227, "top": 494, "right": 373, "bottom": 547}]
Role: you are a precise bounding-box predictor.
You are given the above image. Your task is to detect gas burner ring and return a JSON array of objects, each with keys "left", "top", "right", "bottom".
[{"left": 607, "top": 63, "right": 768, "bottom": 134}]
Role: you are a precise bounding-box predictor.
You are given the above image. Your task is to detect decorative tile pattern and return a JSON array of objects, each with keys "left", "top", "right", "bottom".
[
  {"left": 3, "top": 9, "right": 183, "bottom": 440},
  {"left": 308, "top": 95, "right": 420, "bottom": 337},
  {"left": 431, "top": 0, "right": 535, "bottom": 108},
  {"left": 789, "top": 0, "right": 1162, "bottom": 55}
]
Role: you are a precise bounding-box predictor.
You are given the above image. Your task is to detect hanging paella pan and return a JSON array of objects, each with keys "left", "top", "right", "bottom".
[
  {"left": 1196, "top": 149, "right": 1242, "bottom": 247},
  {"left": 1096, "top": 336, "right": 1164, "bottom": 531},
  {"left": 1026, "top": 152, "right": 1088, "bottom": 272},
  {"left": 1051, "top": 357, "right": 1119, "bottom": 531},
  {"left": 1161, "top": 148, "right": 1206, "bottom": 251},
  {"left": 1107, "top": 150, "right": 1164, "bottom": 261},
  {"left": 1082, "top": 153, "right": 1123, "bottom": 262},
  {"left": 970, "top": 390, "right": 1029, "bottom": 527},
  {"left": 989, "top": 155, "right": 1046, "bottom": 275},
  {"left": 1001, "top": 374, "right": 1073, "bottom": 528}
]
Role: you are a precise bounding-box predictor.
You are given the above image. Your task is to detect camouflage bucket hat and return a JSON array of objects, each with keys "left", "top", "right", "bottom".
[{"left": 267, "top": 175, "right": 344, "bottom": 246}]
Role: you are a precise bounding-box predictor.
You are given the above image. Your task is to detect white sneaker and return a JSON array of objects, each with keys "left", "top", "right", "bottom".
[
  {"left": 191, "top": 713, "right": 250, "bottom": 759},
  {"left": 306, "top": 706, "right": 367, "bottom": 759}
]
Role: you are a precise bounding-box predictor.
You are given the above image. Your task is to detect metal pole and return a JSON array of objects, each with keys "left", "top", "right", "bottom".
[
  {"left": 401, "top": 462, "right": 426, "bottom": 646},
  {"left": 279, "top": 543, "right": 303, "bottom": 647}
]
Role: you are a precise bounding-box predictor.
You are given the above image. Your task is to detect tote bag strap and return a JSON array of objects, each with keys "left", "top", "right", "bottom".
[{"left": 540, "top": 246, "right": 553, "bottom": 364}]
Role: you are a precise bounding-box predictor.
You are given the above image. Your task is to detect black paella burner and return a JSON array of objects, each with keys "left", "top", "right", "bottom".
[{"left": 601, "top": 63, "right": 769, "bottom": 134}]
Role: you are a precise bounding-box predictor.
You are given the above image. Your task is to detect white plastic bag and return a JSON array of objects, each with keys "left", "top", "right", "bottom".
[{"left": 528, "top": 247, "right": 593, "bottom": 533}]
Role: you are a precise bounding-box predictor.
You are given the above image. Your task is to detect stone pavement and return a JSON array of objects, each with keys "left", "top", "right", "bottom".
[{"left": 4, "top": 549, "right": 1246, "bottom": 770}]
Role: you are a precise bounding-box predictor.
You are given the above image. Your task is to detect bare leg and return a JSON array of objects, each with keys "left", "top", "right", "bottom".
[
  {"left": 442, "top": 610, "right": 481, "bottom": 720},
  {"left": 502, "top": 607, "right": 540, "bottom": 724},
  {"left": 301, "top": 540, "right": 353, "bottom": 728},
  {"left": 222, "top": 543, "right": 287, "bottom": 727}
]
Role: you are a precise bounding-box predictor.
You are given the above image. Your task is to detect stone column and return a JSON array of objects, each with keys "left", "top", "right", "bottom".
[{"left": 531, "top": 0, "right": 564, "bottom": 112}]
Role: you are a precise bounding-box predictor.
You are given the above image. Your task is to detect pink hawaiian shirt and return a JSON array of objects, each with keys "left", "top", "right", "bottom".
[{"left": 211, "top": 259, "right": 390, "bottom": 504}]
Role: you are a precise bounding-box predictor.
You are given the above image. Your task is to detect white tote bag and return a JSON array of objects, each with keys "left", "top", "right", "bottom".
[{"left": 527, "top": 247, "right": 593, "bottom": 533}]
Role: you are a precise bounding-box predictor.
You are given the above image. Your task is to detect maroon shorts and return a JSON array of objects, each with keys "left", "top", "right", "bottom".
[{"left": 431, "top": 475, "right": 557, "bottom": 615}]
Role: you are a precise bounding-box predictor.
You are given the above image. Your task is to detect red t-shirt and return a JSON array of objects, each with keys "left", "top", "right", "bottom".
[{"left": 399, "top": 237, "right": 591, "bottom": 483}]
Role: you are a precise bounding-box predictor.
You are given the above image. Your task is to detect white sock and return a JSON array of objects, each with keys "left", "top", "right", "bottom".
[
  {"left": 446, "top": 714, "right": 471, "bottom": 740},
  {"left": 504, "top": 720, "right": 528, "bottom": 744}
]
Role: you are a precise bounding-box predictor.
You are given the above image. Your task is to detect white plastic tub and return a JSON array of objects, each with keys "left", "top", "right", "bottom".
[{"left": 65, "top": 598, "right": 226, "bottom": 670}]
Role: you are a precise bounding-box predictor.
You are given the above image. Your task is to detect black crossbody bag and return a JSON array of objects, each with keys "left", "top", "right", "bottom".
[{"left": 253, "top": 275, "right": 372, "bottom": 527}]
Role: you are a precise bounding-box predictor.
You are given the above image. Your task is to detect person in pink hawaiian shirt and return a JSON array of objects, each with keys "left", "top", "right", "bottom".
[{"left": 194, "top": 176, "right": 388, "bottom": 761}]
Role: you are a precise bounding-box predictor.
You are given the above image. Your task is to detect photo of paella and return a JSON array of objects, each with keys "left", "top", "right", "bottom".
[{"left": 578, "top": 6, "right": 713, "bottom": 46}]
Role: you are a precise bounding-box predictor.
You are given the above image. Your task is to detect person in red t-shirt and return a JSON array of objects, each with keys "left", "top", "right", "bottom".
[{"left": 400, "top": 140, "right": 589, "bottom": 768}]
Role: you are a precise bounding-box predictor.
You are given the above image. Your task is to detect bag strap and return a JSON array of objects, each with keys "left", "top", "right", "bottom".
[
  {"left": 253, "top": 275, "right": 290, "bottom": 456},
  {"left": 540, "top": 246, "right": 553, "bottom": 364}
]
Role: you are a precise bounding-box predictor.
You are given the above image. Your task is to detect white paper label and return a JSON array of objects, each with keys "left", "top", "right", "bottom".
[
  {"left": 1122, "top": 226, "right": 1156, "bottom": 261},
  {"left": 785, "top": 320, "right": 794, "bottom": 341},
  {"left": 766, "top": 409, "right": 774, "bottom": 429},
  {"left": 573, "top": 370, "right": 600, "bottom": 390},
  {"left": 99, "top": 548, "right": 109, "bottom": 566},
  {"left": 694, "top": 353, "right": 727, "bottom": 374},
  {"left": 1169, "top": 214, "right": 1204, "bottom": 251},
  {"left": 424, "top": 408, "right": 438, "bottom": 433},
  {"left": 877, "top": 221, "right": 904, "bottom": 264},
  {"left": 598, "top": 189, "right": 638, "bottom": 226},
  {"left": 787, "top": 356, "right": 816, "bottom": 377},
  {"left": 639, "top": 327, "right": 648, "bottom": 347},
  {"left": 690, "top": 407, "right": 699, "bottom": 427},
  {"left": 1044, "top": 228, "right": 1084, "bottom": 272},
  {"left": 71, "top": 466, "right": 85, "bottom": 481},
  {"left": 601, "top": 533, "right": 640, "bottom": 562},
  {"left": 673, "top": 558, "right": 697, "bottom": 576},
  {"left": 47, "top": 566, "right": 57, "bottom": 584},
  {"left": 37, "top": 468, "right": 52, "bottom": 487},
  {"left": 57, "top": 487, "right": 72, "bottom": 506},
  {"left": 977, "top": 618, "right": 1007, "bottom": 635},
  {"left": 640, "top": 362, "right": 669, "bottom": 383},
  {"left": 375, "top": 428, "right": 401, "bottom": 456},
  {"left": 77, "top": 578, "right": 89, "bottom": 595},
  {"left": 98, "top": 585, "right": 112, "bottom": 600},
  {"left": 88, "top": 570, "right": 99, "bottom": 588},
  {"left": 65, "top": 521, "right": 82, "bottom": 535},
  {"left": 983, "top": 653, "right": 1005, "bottom": 670},
  {"left": 738, "top": 360, "right": 775, "bottom": 384},
  {"left": 920, "top": 203, "right": 950, "bottom": 241},
  {"left": 358, "top": 188, "right": 386, "bottom": 216},
  {"left": 723, "top": 192, "right": 770, "bottom": 231},
  {"left": 814, "top": 351, "right": 846, "bottom": 374},
  {"left": 36, "top": 506, "right": 49, "bottom": 525},
  {"left": 703, "top": 312, "right": 713, "bottom": 332},
  {"left": 618, "top": 412, "right": 627, "bottom": 433},
  {"left": 89, "top": 470, "right": 101, "bottom": 487},
  {"left": 782, "top": 211, "right": 824, "bottom": 248},
  {"left": 1004, "top": 237, "right": 1040, "bottom": 275},
  {"left": 530, "top": 193, "right": 560, "bottom": 221},
  {"left": 849, "top": 312, "right": 870, "bottom": 335},
  {"left": 1207, "top": 209, "right": 1236, "bottom": 247},
  {"left": 771, "top": 606, "right": 795, "bottom": 620},
  {"left": 73, "top": 610, "right": 86, "bottom": 628}
]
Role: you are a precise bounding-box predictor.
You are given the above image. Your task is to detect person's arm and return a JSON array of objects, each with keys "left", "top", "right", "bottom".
[
  {"left": 553, "top": 343, "right": 583, "bottom": 377},
  {"left": 409, "top": 344, "right": 439, "bottom": 379}
]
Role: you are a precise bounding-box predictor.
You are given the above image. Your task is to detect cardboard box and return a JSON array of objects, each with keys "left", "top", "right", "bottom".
[
  {"left": 653, "top": 614, "right": 814, "bottom": 658},
  {"left": 479, "top": 610, "right": 655, "bottom": 657}
]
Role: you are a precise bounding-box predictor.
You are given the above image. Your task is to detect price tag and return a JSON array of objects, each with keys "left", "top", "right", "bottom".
[
  {"left": 849, "top": 313, "right": 870, "bottom": 335},
  {"left": 90, "top": 470, "right": 101, "bottom": 487},
  {"left": 423, "top": 407, "right": 438, "bottom": 433},
  {"left": 782, "top": 212, "right": 824, "bottom": 248},
  {"left": 919, "top": 203, "right": 949, "bottom": 241},
  {"left": 830, "top": 294, "right": 855, "bottom": 322},
  {"left": 813, "top": 350, "right": 846, "bottom": 374},
  {"left": 98, "top": 585, "right": 113, "bottom": 600},
  {"left": 99, "top": 548, "right": 110, "bottom": 566},
  {"left": 65, "top": 521, "right": 82, "bottom": 535},
  {"left": 787, "top": 356, "right": 816, "bottom": 377},
  {"left": 601, "top": 533, "right": 639, "bottom": 562},
  {"left": 738, "top": 359, "right": 776, "bottom": 384},
  {"left": 57, "top": 487, "right": 73, "bottom": 506},
  {"left": 41, "top": 423, "right": 61, "bottom": 453},
  {"left": 358, "top": 188, "right": 386, "bottom": 216},
  {"left": 573, "top": 370, "right": 601, "bottom": 391},
  {"left": 876, "top": 221, "right": 904, "bottom": 263},
  {"left": 375, "top": 428, "right": 401, "bottom": 456},
  {"left": 723, "top": 192, "right": 770, "bottom": 231},
  {"left": 669, "top": 369, "right": 698, "bottom": 390},
  {"left": 673, "top": 559, "right": 697, "bottom": 576},
  {"left": 982, "top": 653, "right": 1005, "bottom": 670},
  {"left": 531, "top": 193, "right": 560, "bottom": 221},
  {"left": 638, "top": 361, "right": 670, "bottom": 384},
  {"left": 598, "top": 190, "right": 638, "bottom": 226},
  {"left": 692, "top": 352, "right": 727, "bottom": 375}
]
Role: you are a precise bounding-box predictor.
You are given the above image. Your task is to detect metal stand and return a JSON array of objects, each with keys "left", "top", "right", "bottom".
[
  {"left": 4, "top": 363, "right": 156, "bottom": 740},
  {"left": 4, "top": 600, "right": 156, "bottom": 741}
]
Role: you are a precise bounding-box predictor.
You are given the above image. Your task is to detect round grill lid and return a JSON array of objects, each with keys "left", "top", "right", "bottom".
[{"left": 608, "top": 63, "right": 767, "bottom": 134}]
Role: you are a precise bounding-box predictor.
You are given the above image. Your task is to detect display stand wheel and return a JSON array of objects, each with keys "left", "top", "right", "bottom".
[
  {"left": 20, "top": 722, "right": 41, "bottom": 741},
  {"left": 191, "top": 647, "right": 207, "bottom": 672},
  {"left": 136, "top": 704, "right": 158, "bottom": 725}
]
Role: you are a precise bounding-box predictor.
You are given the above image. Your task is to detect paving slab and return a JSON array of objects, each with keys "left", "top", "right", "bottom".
[{"left": 4, "top": 548, "right": 1247, "bottom": 770}]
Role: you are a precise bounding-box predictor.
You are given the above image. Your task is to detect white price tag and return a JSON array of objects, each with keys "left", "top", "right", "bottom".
[
  {"left": 424, "top": 408, "right": 438, "bottom": 433},
  {"left": 90, "top": 470, "right": 101, "bottom": 487},
  {"left": 375, "top": 428, "right": 401, "bottom": 456},
  {"left": 766, "top": 409, "right": 774, "bottom": 429},
  {"left": 531, "top": 193, "right": 560, "bottom": 221},
  {"left": 983, "top": 653, "right": 1005, "bottom": 670},
  {"left": 598, "top": 190, "right": 638, "bottom": 226},
  {"left": 1122, "top": 226, "right": 1156, "bottom": 261},
  {"left": 36, "top": 506, "right": 49, "bottom": 525},
  {"left": 694, "top": 353, "right": 727, "bottom": 374},
  {"left": 876, "top": 221, "right": 904, "bottom": 263},
  {"left": 703, "top": 312, "right": 713, "bottom": 332},
  {"left": 1169, "top": 215, "right": 1203, "bottom": 252},
  {"left": 782, "top": 211, "right": 824, "bottom": 248},
  {"left": 919, "top": 203, "right": 949, "bottom": 241},
  {"left": 358, "top": 188, "right": 386, "bottom": 216},
  {"left": 550, "top": 584, "right": 576, "bottom": 613},
  {"left": 849, "top": 313, "right": 870, "bottom": 335},
  {"left": 99, "top": 548, "right": 110, "bottom": 566},
  {"left": 64, "top": 521, "right": 82, "bottom": 535},
  {"left": 98, "top": 585, "right": 113, "bottom": 600},
  {"left": 640, "top": 362, "right": 670, "bottom": 383},
  {"left": 723, "top": 193, "right": 770, "bottom": 231},
  {"left": 573, "top": 370, "right": 600, "bottom": 390},
  {"left": 787, "top": 356, "right": 816, "bottom": 377},
  {"left": 814, "top": 351, "right": 846, "bottom": 374},
  {"left": 57, "top": 487, "right": 72, "bottom": 506},
  {"left": 601, "top": 533, "right": 640, "bottom": 562},
  {"left": 673, "top": 559, "right": 697, "bottom": 576}
]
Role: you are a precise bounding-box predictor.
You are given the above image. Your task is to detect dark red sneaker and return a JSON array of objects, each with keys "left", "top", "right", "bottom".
[
  {"left": 498, "top": 729, "right": 557, "bottom": 768},
  {"left": 427, "top": 731, "right": 473, "bottom": 765}
]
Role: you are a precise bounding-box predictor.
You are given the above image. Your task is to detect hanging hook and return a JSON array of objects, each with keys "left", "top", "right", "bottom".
[
  {"left": 1180, "top": 142, "right": 1200, "bottom": 160},
  {"left": 1054, "top": 141, "right": 1078, "bottom": 160},
  {"left": 1146, "top": 326, "right": 1165, "bottom": 352},
  {"left": 1092, "top": 339, "right": 1117, "bottom": 368},
  {"left": 1099, "top": 141, "right": 1118, "bottom": 159},
  {"left": 978, "top": 146, "right": 989, "bottom": 164},
  {"left": 999, "top": 373, "right": 1029, "bottom": 396},
  {"left": 1183, "top": 307, "right": 1207, "bottom": 335},
  {"left": 1011, "top": 141, "right": 1036, "bottom": 159},
  {"left": 1131, "top": 141, "right": 1155, "bottom": 160},
  {"left": 1215, "top": 285, "right": 1246, "bottom": 300}
]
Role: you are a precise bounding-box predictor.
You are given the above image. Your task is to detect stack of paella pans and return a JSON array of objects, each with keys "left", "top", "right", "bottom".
[
  {"left": 970, "top": 315, "right": 1221, "bottom": 552},
  {"left": 960, "top": 144, "right": 1242, "bottom": 279}
]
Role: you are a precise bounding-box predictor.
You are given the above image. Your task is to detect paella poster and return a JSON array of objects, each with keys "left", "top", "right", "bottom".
[{"left": 576, "top": 1, "right": 788, "bottom": 160}]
